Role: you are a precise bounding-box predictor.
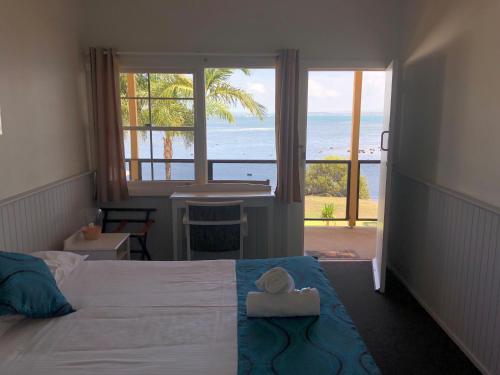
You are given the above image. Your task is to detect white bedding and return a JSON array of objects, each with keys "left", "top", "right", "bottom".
[{"left": 0, "top": 260, "right": 237, "bottom": 375}]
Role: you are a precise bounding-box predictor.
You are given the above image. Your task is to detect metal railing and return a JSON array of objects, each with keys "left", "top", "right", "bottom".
[
  {"left": 207, "top": 159, "right": 276, "bottom": 181},
  {"left": 304, "top": 160, "right": 352, "bottom": 221},
  {"left": 125, "top": 158, "right": 194, "bottom": 181},
  {"left": 125, "top": 158, "right": 380, "bottom": 221}
]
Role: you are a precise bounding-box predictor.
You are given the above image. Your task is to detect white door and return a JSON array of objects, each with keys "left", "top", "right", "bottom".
[{"left": 372, "top": 61, "right": 398, "bottom": 292}]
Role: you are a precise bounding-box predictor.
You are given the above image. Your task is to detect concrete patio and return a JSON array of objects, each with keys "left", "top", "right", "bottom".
[{"left": 304, "top": 225, "right": 377, "bottom": 260}]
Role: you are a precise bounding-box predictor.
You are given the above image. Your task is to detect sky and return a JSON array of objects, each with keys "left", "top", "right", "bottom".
[{"left": 226, "top": 69, "right": 386, "bottom": 114}]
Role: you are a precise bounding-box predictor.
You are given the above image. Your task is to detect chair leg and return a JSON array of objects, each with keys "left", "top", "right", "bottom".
[
  {"left": 240, "top": 235, "right": 244, "bottom": 259},
  {"left": 138, "top": 237, "right": 152, "bottom": 260}
]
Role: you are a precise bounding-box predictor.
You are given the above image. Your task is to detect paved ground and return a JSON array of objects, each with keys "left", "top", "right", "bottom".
[{"left": 304, "top": 225, "right": 376, "bottom": 259}]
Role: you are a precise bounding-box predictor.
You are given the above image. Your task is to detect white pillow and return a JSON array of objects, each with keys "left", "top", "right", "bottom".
[{"left": 31, "top": 251, "right": 87, "bottom": 286}]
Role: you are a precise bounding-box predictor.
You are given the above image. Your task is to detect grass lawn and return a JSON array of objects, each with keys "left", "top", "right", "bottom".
[{"left": 304, "top": 195, "right": 378, "bottom": 227}]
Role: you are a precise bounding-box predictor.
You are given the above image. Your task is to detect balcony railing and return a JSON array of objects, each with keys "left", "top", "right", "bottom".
[
  {"left": 125, "top": 158, "right": 380, "bottom": 221},
  {"left": 304, "top": 160, "right": 351, "bottom": 221},
  {"left": 207, "top": 159, "right": 276, "bottom": 182}
]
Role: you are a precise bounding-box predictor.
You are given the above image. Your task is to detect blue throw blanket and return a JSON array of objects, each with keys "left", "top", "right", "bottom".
[{"left": 236, "top": 256, "right": 380, "bottom": 375}]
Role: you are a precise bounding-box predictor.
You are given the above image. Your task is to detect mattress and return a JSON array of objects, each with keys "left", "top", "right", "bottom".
[
  {"left": 0, "top": 260, "right": 237, "bottom": 375},
  {"left": 0, "top": 258, "right": 379, "bottom": 375}
]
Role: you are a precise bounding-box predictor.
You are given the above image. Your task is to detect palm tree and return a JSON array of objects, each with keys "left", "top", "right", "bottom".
[
  {"left": 204, "top": 68, "right": 266, "bottom": 122},
  {"left": 122, "top": 69, "right": 267, "bottom": 179}
]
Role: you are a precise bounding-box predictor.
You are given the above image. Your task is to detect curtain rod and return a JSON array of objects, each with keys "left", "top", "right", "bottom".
[{"left": 110, "top": 51, "right": 279, "bottom": 57}]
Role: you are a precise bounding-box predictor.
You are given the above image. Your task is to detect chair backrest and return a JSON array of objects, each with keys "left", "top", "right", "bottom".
[{"left": 185, "top": 200, "right": 244, "bottom": 255}]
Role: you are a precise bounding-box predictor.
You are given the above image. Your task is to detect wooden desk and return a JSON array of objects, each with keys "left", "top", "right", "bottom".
[{"left": 170, "top": 191, "right": 274, "bottom": 260}]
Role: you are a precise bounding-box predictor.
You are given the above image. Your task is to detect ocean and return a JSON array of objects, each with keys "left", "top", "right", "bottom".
[{"left": 124, "top": 113, "right": 383, "bottom": 199}]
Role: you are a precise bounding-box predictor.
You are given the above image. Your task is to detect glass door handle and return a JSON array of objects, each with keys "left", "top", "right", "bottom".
[{"left": 380, "top": 131, "right": 389, "bottom": 151}]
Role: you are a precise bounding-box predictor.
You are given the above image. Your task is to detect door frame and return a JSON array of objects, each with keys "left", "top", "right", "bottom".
[
  {"left": 298, "top": 60, "right": 392, "bottom": 257},
  {"left": 372, "top": 60, "right": 399, "bottom": 292}
]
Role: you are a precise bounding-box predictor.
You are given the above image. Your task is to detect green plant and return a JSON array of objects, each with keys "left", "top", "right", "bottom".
[
  {"left": 321, "top": 203, "right": 335, "bottom": 226},
  {"left": 305, "top": 155, "right": 370, "bottom": 199}
]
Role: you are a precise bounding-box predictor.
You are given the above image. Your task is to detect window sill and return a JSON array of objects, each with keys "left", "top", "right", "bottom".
[
  {"left": 127, "top": 181, "right": 194, "bottom": 197},
  {"left": 127, "top": 180, "right": 272, "bottom": 197}
]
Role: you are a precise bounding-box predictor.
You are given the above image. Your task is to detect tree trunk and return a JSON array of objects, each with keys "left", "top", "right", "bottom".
[{"left": 163, "top": 134, "right": 172, "bottom": 180}]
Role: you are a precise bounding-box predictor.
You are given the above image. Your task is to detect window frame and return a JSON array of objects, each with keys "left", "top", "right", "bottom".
[
  {"left": 120, "top": 71, "right": 196, "bottom": 182},
  {"left": 118, "top": 55, "right": 277, "bottom": 193}
]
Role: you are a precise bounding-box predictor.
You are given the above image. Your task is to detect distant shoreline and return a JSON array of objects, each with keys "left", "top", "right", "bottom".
[{"left": 222, "top": 112, "right": 384, "bottom": 118}]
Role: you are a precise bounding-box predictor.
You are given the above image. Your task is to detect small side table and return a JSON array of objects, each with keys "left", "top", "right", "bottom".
[{"left": 63, "top": 231, "right": 130, "bottom": 260}]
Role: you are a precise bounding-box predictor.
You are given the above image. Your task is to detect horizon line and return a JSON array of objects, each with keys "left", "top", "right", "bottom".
[{"left": 229, "top": 111, "right": 384, "bottom": 116}]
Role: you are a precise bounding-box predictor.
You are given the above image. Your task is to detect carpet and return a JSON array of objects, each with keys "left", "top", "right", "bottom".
[{"left": 320, "top": 261, "right": 480, "bottom": 375}]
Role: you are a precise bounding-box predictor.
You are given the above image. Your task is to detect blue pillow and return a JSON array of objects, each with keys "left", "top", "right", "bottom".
[{"left": 0, "top": 251, "right": 75, "bottom": 318}]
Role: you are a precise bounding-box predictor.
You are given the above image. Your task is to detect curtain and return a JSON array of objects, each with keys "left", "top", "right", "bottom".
[
  {"left": 275, "top": 49, "right": 302, "bottom": 203},
  {"left": 89, "top": 48, "right": 129, "bottom": 203}
]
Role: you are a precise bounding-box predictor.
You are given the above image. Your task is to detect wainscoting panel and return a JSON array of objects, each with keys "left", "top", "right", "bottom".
[
  {"left": 0, "top": 172, "right": 95, "bottom": 253},
  {"left": 389, "top": 172, "right": 500, "bottom": 375}
]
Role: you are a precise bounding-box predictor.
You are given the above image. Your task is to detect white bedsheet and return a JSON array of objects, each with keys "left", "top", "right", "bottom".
[{"left": 0, "top": 260, "right": 237, "bottom": 375}]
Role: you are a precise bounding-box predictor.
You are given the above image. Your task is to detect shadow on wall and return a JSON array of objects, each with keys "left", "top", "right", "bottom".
[
  {"left": 398, "top": 51, "right": 446, "bottom": 183},
  {"left": 388, "top": 172, "right": 432, "bottom": 278}
]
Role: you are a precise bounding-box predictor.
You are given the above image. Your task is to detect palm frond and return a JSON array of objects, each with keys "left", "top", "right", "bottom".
[
  {"left": 208, "top": 82, "right": 267, "bottom": 119},
  {"left": 239, "top": 68, "right": 251, "bottom": 76},
  {"left": 150, "top": 73, "right": 194, "bottom": 98},
  {"left": 206, "top": 99, "right": 235, "bottom": 123},
  {"left": 205, "top": 68, "right": 233, "bottom": 93}
]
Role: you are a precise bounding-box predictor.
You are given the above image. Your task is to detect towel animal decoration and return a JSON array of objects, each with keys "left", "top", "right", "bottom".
[
  {"left": 255, "top": 266, "right": 295, "bottom": 294},
  {"left": 246, "top": 266, "right": 320, "bottom": 317}
]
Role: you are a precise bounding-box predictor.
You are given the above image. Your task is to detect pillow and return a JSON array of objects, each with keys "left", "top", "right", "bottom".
[
  {"left": 0, "top": 252, "right": 75, "bottom": 318},
  {"left": 31, "top": 251, "right": 87, "bottom": 286}
]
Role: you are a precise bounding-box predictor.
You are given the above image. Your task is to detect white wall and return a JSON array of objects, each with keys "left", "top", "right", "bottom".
[
  {"left": 0, "top": 0, "right": 89, "bottom": 201},
  {"left": 389, "top": 2, "right": 500, "bottom": 373},
  {"left": 80, "top": 0, "right": 400, "bottom": 64},
  {"left": 79, "top": 0, "right": 402, "bottom": 257},
  {"left": 396, "top": 0, "right": 500, "bottom": 207}
]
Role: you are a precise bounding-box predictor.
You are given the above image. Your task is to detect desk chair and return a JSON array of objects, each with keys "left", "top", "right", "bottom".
[
  {"left": 183, "top": 200, "right": 247, "bottom": 260},
  {"left": 101, "top": 208, "right": 156, "bottom": 260}
]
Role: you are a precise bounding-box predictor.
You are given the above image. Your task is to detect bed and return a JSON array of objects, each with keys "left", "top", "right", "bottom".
[{"left": 0, "top": 256, "right": 379, "bottom": 375}]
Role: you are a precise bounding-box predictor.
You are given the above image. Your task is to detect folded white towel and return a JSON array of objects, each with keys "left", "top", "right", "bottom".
[
  {"left": 246, "top": 287, "right": 321, "bottom": 317},
  {"left": 255, "top": 267, "right": 295, "bottom": 294}
]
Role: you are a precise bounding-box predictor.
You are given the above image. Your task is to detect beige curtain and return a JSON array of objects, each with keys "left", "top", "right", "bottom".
[
  {"left": 275, "top": 49, "right": 302, "bottom": 203},
  {"left": 89, "top": 48, "right": 129, "bottom": 203}
]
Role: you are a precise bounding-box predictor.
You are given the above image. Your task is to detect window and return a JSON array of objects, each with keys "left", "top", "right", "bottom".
[
  {"left": 118, "top": 64, "right": 277, "bottom": 187},
  {"left": 205, "top": 68, "right": 276, "bottom": 188},
  {"left": 305, "top": 71, "right": 354, "bottom": 222},
  {"left": 304, "top": 70, "right": 386, "bottom": 226},
  {"left": 120, "top": 72, "right": 195, "bottom": 181}
]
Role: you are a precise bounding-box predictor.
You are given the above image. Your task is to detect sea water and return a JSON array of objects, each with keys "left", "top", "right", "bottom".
[{"left": 124, "top": 113, "right": 383, "bottom": 199}]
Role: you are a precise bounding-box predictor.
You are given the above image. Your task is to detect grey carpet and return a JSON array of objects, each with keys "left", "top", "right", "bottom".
[{"left": 321, "top": 261, "right": 480, "bottom": 375}]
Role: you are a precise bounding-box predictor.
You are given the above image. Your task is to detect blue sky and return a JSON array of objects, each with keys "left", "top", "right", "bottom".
[{"left": 226, "top": 69, "right": 386, "bottom": 114}]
